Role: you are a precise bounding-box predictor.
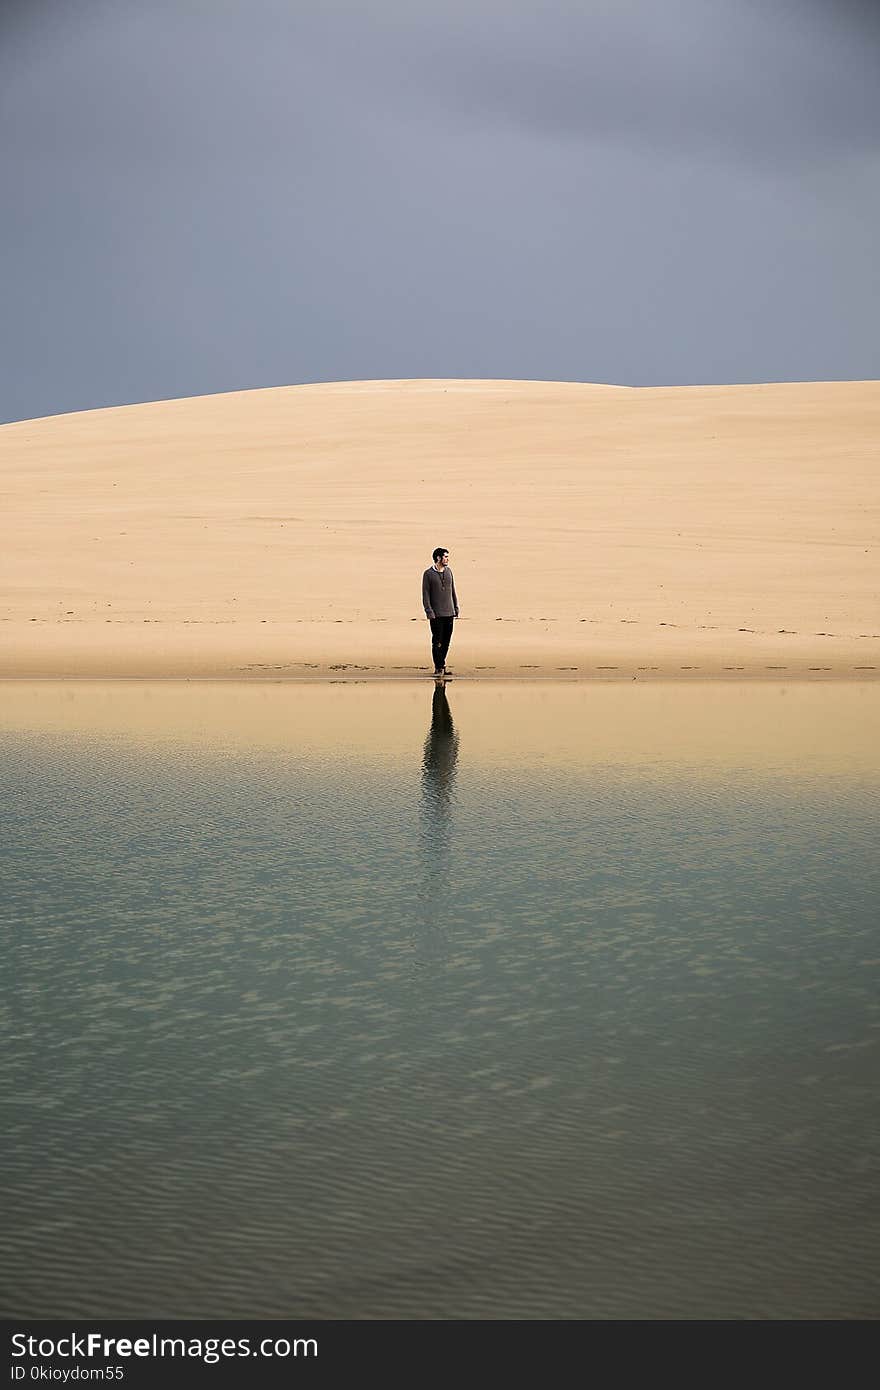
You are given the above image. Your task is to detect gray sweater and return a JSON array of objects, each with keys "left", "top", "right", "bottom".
[{"left": 422, "top": 565, "right": 459, "bottom": 619}]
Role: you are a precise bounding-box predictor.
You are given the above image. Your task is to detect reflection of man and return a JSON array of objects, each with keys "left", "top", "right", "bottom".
[
  {"left": 421, "top": 547, "right": 459, "bottom": 679},
  {"left": 421, "top": 682, "right": 459, "bottom": 814},
  {"left": 419, "top": 683, "right": 459, "bottom": 941}
]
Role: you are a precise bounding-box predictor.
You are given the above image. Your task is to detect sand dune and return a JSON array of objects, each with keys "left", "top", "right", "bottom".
[{"left": 1, "top": 378, "right": 878, "bottom": 679}]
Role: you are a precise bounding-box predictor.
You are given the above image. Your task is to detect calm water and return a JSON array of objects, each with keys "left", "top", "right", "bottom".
[{"left": 1, "top": 683, "right": 879, "bottom": 1319}]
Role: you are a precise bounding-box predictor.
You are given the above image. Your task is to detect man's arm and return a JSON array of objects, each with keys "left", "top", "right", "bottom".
[
  {"left": 422, "top": 570, "right": 435, "bottom": 618},
  {"left": 451, "top": 573, "right": 459, "bottom": 618}
]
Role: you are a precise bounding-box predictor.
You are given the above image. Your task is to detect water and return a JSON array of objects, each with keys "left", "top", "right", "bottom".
[{"left": 1, "top": 682, "right": 878, "bottom": 1319}]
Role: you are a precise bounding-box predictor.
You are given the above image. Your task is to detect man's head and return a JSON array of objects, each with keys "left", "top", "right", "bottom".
[{"left": 432, "top": 547, "right": 449, "bottom": 566}]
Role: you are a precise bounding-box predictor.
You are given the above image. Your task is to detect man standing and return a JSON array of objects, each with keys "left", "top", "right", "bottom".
[{"left": 422, "top": 547, "right": 459, "bottom": 678}]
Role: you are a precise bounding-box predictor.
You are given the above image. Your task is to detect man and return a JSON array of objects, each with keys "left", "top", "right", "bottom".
[{"left": 422, "top": 547, "right": 459, "bottom": 678}]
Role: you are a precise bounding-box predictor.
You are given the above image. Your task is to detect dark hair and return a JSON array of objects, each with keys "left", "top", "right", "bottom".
[{"left": 432, "top": 547, "right": 448, "bottom": 562}]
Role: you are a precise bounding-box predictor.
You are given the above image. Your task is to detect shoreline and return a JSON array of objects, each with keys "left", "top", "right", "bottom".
[{"left": 0, "top": 670, "right": 877, "bottom": 681}]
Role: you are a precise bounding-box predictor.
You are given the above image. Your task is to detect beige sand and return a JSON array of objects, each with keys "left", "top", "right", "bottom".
[{"left": 1, "top": 378, "right": 878, "bottom": 679}]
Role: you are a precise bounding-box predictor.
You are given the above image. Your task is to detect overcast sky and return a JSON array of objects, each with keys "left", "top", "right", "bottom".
[{"left": 2, "top": 0, "right": 879, "bottom": 421}]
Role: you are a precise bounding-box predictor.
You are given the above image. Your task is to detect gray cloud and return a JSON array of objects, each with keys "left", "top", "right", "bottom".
[
  {"left": 1, "top": 0, "right": 878, "bottom": 421},
  {"left": 302, "top": 0, "right": 880, "bottom": 167}
]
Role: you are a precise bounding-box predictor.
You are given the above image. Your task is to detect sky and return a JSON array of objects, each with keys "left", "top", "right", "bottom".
[{"left": 2, "top": 0, "right": 879, "bottom": 421}]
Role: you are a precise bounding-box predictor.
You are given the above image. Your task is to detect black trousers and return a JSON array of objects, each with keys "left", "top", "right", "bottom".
[{"left": 430, "top": 615, "right": 455, "bottom": 670}]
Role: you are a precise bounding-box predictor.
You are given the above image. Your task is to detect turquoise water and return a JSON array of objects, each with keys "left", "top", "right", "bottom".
[{"left": 1, "top": 685, "right": 879, "bottom": 1318}]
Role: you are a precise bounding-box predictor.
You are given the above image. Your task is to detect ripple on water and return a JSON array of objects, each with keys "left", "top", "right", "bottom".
[{"left": 1, "top": 716, "right": 879, "bottom": 1318}]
